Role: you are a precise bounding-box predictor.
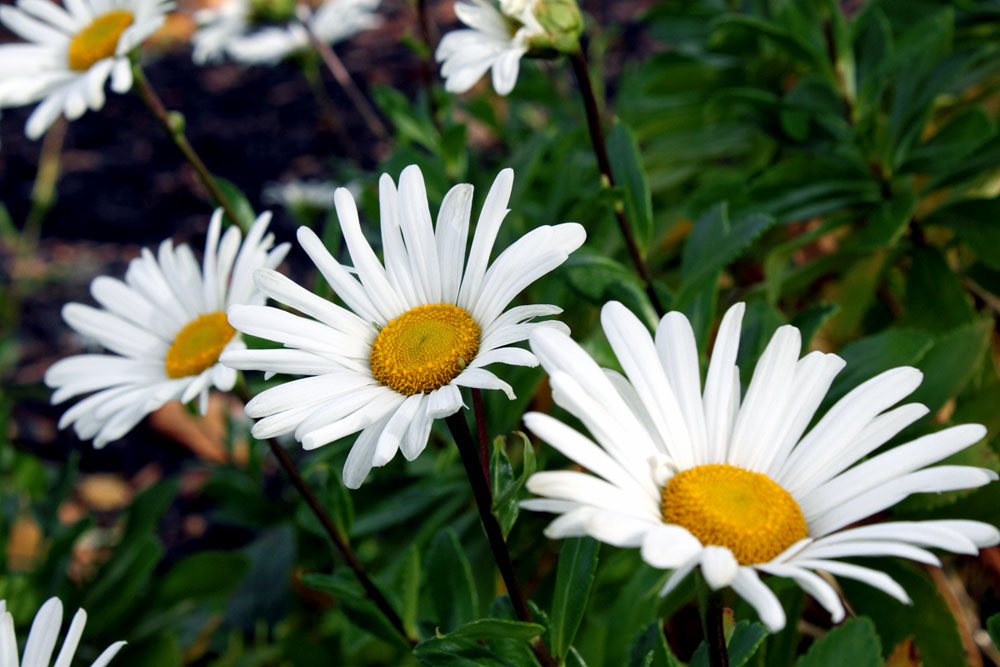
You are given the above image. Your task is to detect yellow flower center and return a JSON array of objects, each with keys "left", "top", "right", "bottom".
[
  {"left": 164, "top": 312, "right": 236, "bottom": 379},
  {"left": 67, "top": 10, "right": 134, "bottom": 71},
  {"left": 369, "top": 304, "right": 481, "bottom": 396},
  {"left": 661, "top": 463, "right": 808, "bottom": 565}
]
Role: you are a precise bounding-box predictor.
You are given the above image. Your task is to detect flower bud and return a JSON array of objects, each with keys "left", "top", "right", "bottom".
[{"left": 530, "top": 0, "right": 583, "bottom": 54}]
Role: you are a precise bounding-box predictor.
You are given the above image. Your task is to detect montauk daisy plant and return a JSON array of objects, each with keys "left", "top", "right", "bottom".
[
  {"left": 45, "top": 209, "right": 290, "bottom": 448},
  {"left": 522, "top": 301, "right": 1000, "bottom": 631},
  {"left": 1, "top": 598, "right": 124, "bottom": 667},
  {"left": 222, "top": 164, "right": 585, "bottom": 488},
  {"left": 0, "top": 0, "right": 172, "bottom": 139}
]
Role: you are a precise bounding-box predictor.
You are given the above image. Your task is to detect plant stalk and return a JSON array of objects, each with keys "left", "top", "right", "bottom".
[
  {"left": 471, "top": 388, "right": 491, "bottom": 490},
  {"left": 131, "top": 65, "right": 244, "bottom": 227},
  {"left": 706, "top": 593, "right": 730, "bottom": 667},
  {"left": 300, "top": 18, "right": 389, "bottom": 141},
  {"left": 445, "top": 410, "right": 556, "bottom": 667},
  {"left": 568, "top": 48, "right": 665, "bottom": 316},
  {"left": 21, "top": 116, "right": 68, "bottom": 255},
  {"left": 235, "top": 389, "right": 415, "bottom": 646}
]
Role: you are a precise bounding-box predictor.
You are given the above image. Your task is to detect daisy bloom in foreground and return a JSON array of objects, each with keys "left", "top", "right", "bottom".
[
  {"left": 222, "top": 165, "right": 585, "bottom": 488},
  {"left": 192, "top": 0, "right": 380, "bottom": 65},
  {"left": 522, "top": 301, "right": 999, "bottom": 631},
  {"left": 0, "top": 0, "right": 172, "bottom": 139},
  {"left": 45, "top": 209, "right": 290, "bottom": 448},
  {"left": 1, "top": 597, "right": 124, "bottom": 666},
  {"left": 435, "top": 0, "right": 545, "bottom": 95}
]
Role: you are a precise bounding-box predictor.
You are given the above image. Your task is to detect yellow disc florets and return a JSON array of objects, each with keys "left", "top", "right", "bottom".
[
  {"left": 661, "top": 463, "right": 808, "bottom": 565},
  {"left": 370, "top": 304, "right": 481, "bottom": 396},
  {"left": 165, "top": 312, "right": 236, "bottom": 379},
  {"left": 67, "top": 10, "right": 134, "bottom": 72}
]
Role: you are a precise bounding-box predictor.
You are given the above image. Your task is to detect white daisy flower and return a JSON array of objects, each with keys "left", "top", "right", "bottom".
[
  {"left": 522, "top": 301, "right": 1000, "bottom": 631},
  {"left": 192, "top": 0, "right": 380, "bottom": 66},
  {"left": 435, "top": 0, "right": 545, "bottom": 95},
  {"left": 1, "top": 597, "right": 125, "bottom": 667},
  {"left": 221, "top": 165, "right": 585, "bottom": 488},
  {"left": 44, "top": 209, "right": 290, "bottom": 448},
  {"left": 0, "top": 0, "right": 172, "bottom": 140}
]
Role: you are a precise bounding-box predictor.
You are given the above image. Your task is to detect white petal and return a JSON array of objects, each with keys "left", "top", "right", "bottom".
[
  {"left": 655, "top": 311, "right": 709, "bottom": 465},
  {"left": 700, "top": 546, "right": 739, "bottom": 590},
  {"left": 51, "top": 608, "right": 86, "bottom": 667},
  {"left": 373, "top": 394, "right": 423, "bottom": 466},
  {"left": 730, "top": 568, "right": 786, "bottom": 632},
  {"left": 343, "top": 415, "right": 390, "bottom": 488},
  {"left": 727, "top": 325, "right": 801, "bottom": 469},
  {"left": 792, "top": 558, "right": 910, "bottom": 604},
  {"left": 757, "top": 563, "right": 844, "bottom": 623},
  {"left": 702, "top": 303, "right": 745, "bottom": 463},
  {"left": 458, "top": 168, "right": 513, "bottom": 308},
  {"left": 21, "top": 597, "right": 62, "bottom": 667},
  {"left": 435, "top": 183, "right": 474, "bottom": 304},
  {"left": 640, "top": 524, "right": 704, "bottom": 569}
]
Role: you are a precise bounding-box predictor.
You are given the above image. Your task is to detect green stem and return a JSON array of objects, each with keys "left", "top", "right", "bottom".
[
  {"left": 568, "top": 48, "right": 665, "bottom": 317},
  {"left": 235, "top": 386, "right": 417, "bottom": 647},
  {"left": 131, "top": 64, "right": 244, "bottom": 227},
  {"left": 445, "top": 410, "right": 557, "bottom": 667}
]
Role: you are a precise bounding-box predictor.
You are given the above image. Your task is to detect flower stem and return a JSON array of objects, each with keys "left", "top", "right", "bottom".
[
  {"left": 445, "top": 410, "right": 557, "bottom": 667},
  {"left": 235, "top": 390, "right": 415, "bottom": 646},
  {"left": 471, "top": 388, "right": 491, "bottom": 491},
  {"left": 706, "top": 593, "right": 730, "bottom": 667},
  {"left": 568, "top": 48, "right": 665, "bottom": 317},
  {"left": 299, "top": 16, "right": 389, "bottom": 141},
  {"left": 131, "top": 64, "right": 244, "bottom": 227},
  {"left": 21, "top": 116, "right": 67, "bottom": 256}
]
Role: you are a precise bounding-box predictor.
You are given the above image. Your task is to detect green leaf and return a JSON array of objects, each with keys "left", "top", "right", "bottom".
[
  {"left": 398, "top": 545, "right": 421, "bottom": 639},
  {"left": 300, "top": 571, "right": 411, "bottom": 649},
  {"left": 492, "top": 432, "right": 537, "bottom": 509},
  {"left": 441, "top": 618, "right": 546, "bottom": 642},
  {"left": 855, "top": 181, "right": 917, "bottom": 250},
  {"left": 158, "top": 551, "right": 250, "bottom": 603},
  {"left": 727, "top": 621, "right": 769, "bottom": 667},
  {"left": 911, "top": 320, "right": 992, "bottom": 415},
  {"left": 676, "top": 204, "right": 774, "bottom": 310},
  {"left": 549, "top": 537, "right": 600, "bottom": 660},
  {"left": 924, "top": 199, "right": 1000, "bottom": 270},
  {"left": 795, "top": 617, "right": 882, "bottom": 667},
  {"left": 214, "top": 177, "right": 257, "bottom": 230},
  {"left": 564, "top": 646, "right": 590, "bottom": 667},
  {"left": 987, "top": 613, "right": 1000, "bottom": 649},
  {"left": 628, "top": 622, "right": 681, "bottom": 667},
  {"left": 116, "top": 634, "right": 183, "bottom": 667},
  {"left": 689, "top": 620, "right": 768, "bottom": 667},
  {"left": 608, "top": 121, "right": 654, "bottom": 249},
  {"left": 414, "top": 638, "right": 516, "bottom": 667},
  {"left": 427, "top": 528, "right": 478, "bottom": 632},
  {"left": 837, "top": 561, "right": 964, "bottom": 666},
  {"left": 564, "top": 249, "right": 659, "bottom": 329},
  {"left": 824, "top": 328, "right": 934, "bottom": 407},
  {"left": 902, "top": 246, "right": 976, "bottom": 334},
  {"left": 790, "top": 303, "right": 839, "bottom": 349},
  {"left": 822, "top": 251, "right": 888, "bottom": 344}
]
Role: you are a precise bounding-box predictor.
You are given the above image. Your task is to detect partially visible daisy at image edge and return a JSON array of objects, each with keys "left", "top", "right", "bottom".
[
  {"left": 521, "top": 300, "right": 999, "bottom": 631},
  {"left": 1, "top": 597, "right": 124, "bottom": 667},
  {"left": 436, "top": 0, "right": 546, "bottom": 95},
  {"left": 192, "top": 0, "right": 381, "bottom": 66},
  {"left": 45, "top": 209, "right": 290, "bottom": 448},
  {"left": 221, "top": 164, "right": 585, "bottom": 488},
  {"left": 0, "top": 0, "right": 172, "bottom": 139}
]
